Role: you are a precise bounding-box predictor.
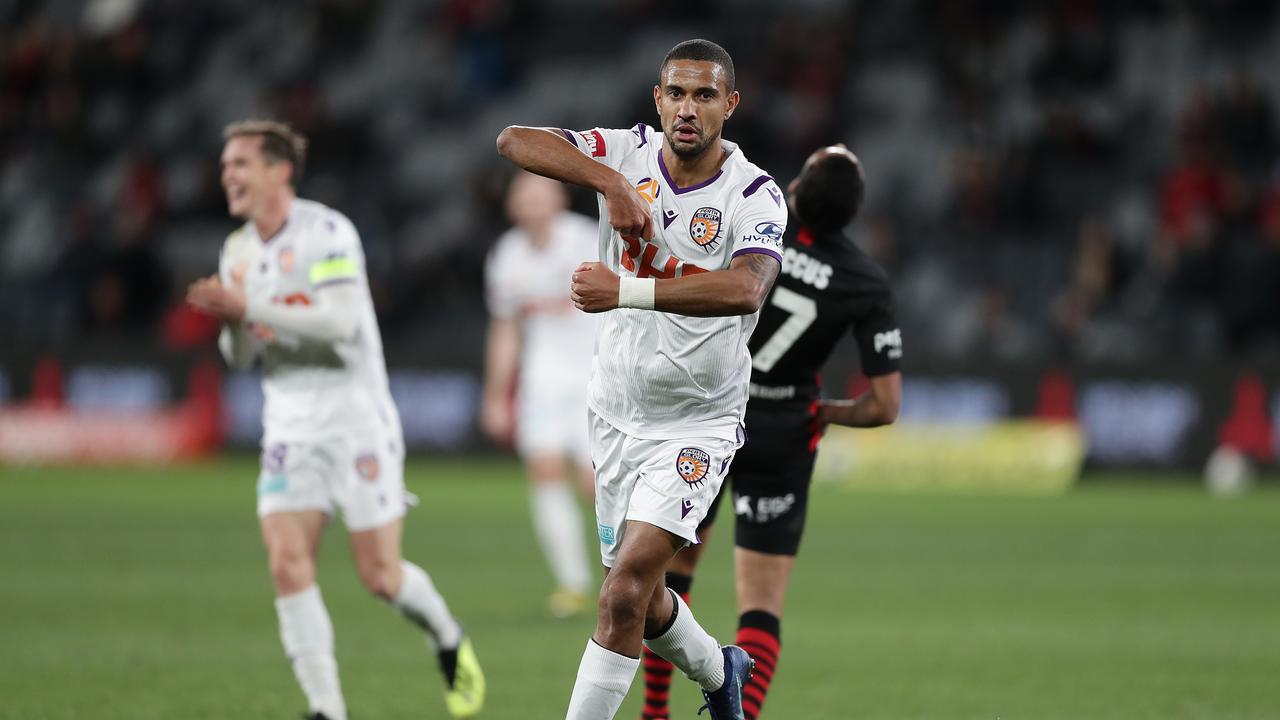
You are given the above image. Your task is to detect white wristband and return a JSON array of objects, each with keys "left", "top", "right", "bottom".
[{"left": 617, "top": 276, "right": 656, "bottom": 310}]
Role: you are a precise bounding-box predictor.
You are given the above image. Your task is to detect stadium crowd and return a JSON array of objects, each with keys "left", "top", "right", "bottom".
[{"left": 2, "top": 0, "right": 1278, "bottom": 363}]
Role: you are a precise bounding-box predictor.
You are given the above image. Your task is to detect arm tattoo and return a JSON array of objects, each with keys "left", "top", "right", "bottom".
[{"left": 738, "top": 252, "right": 781, "bottom": 289}]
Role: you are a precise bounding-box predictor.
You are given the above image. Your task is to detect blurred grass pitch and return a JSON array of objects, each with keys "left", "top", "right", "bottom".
[{"left": 2, "top": 457, "right": 1278, "bottom": 719}]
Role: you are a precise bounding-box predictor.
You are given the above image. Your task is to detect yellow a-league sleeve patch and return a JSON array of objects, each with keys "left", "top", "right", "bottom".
[{"left": 309, "top": 255, "right": 358, "bottom": 285}]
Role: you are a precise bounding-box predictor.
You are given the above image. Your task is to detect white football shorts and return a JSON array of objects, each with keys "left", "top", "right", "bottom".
[
  {"left": 256, "top": 429, "right": 409, "bottom": 532},
  {"left": 517, "top": 380, "right": 591, "bottom": 468},
  {"left": 588, "top": 409, "right": 743, "bottom": 568}
]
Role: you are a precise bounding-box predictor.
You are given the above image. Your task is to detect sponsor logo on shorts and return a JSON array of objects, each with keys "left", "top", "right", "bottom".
[
  {"left": 676, "top": 447, "right": 711, "bottom": 488},
  {"left": 689, "top": 207, "right": 722, "bottom": 251},
  {"left": 598, "top": 523, "right": 616, "bottom": 545},
  {"left": 874, "top": 328, "right": 903, "bottom": 359},
  {"left": 263, "top": 443, "right": 287, "bottom": 474},
  {"left": 258, "top": 475, "right": 287, "bottom": 496},
  {"left": 355, "top": 454, "right": 379, "bottom": 482},
  {"left": 734, "top": 493, "right": 797, "bottom": 523},
  {"left": 681, "top": 498, "right": 695, "bottom": 520}
]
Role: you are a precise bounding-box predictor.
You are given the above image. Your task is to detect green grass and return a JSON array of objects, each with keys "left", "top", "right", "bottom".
[{"left": 2, "top": 458, "right": 1279, "bottom": 719}]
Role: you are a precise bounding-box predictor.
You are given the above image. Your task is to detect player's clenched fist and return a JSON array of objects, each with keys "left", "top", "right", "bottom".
[
  {"left": 604, "top": 175, "right": 653, "bottom": 241},
  {"left": 571, "top": 261, "right": 620, "bottom": 313}
]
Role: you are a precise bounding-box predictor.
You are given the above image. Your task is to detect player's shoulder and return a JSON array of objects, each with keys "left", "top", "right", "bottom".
[
  {"left": 223, "top": 223, "right": 251, "bottom": 247},
  {"left": 293, "top": 197, "right": 359, "bottom": 241},
  {"left": 722, "top": 143, "right": 784, "bottom": 211},
  {"left": 837, "top": 237, "right": 894, "bottom": 298},
  {"left": 571, "top": 123, "right": 654, "bottom": 159}
]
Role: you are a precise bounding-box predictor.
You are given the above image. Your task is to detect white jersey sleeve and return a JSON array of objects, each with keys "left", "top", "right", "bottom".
[
  {"left": 729, "top": 178, "right": 787, "bottom": 266},
  {"left": 302, "top": 213, "right": 364, "bottom": 292},
  {"left": 560, "top": 124, "right": 653, "bottom": 172}
]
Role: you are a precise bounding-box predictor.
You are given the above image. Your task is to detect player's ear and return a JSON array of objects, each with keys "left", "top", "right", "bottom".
[
  {"left": 724, "top": 90, "right": 740, "bottom": 120},
  {"left": 271, "top": 160, "right": 293, "bottom": 187},
  {"left": 653, "top": 84, "right": 662, "bottom": 113}
]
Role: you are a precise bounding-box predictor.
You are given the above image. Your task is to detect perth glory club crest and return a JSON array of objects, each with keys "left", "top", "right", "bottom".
[
  {"left": 676, "top": 447, "right": 711, "bottom": 487},
  {"left": 689, "top": 207, "right": 722, "bottom": 252}
]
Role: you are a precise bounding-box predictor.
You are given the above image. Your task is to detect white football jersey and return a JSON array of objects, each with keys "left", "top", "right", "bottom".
[
  {"left": 219, "top": 198, "right": 401, "bottom": 442},
  {"left": 563, "top": 123, "right": 787, "bottom": 441},
  {"left": 485, "top": 211, "right": 599, "bottom": 392}
]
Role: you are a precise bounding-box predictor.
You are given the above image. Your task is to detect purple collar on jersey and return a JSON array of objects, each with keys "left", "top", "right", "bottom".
[
  {"left": 258, "top": 218, "right": 289, "bottom": 244},
  {"left": 658, "top": 147, "right": 725, "bottom": 195}
]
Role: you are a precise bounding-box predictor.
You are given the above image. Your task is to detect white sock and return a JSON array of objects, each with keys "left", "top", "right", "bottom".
[
  {"left": 392, "top": 560, "right": 463, "bottom": 650},
  {"left": 565, "top": 639, "right": 640, "bottom": 720},
  {"left": 643, "top": 590, "right": 725, "bottom": 691},
  {"left": 276, "top": 585, "right": 347, "bottom": 720},
  {"left": 532, "top": 482, "right": 592, "bottom": 593}
]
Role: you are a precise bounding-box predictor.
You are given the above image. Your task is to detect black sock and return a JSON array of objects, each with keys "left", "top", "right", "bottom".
[{"left": 438, "top": 647, "right": 459, "bottom": 687}]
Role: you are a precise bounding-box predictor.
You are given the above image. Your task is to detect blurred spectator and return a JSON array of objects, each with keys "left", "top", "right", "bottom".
[{"left": 1, "top": 0, "right": 1279, "bottom": 367}]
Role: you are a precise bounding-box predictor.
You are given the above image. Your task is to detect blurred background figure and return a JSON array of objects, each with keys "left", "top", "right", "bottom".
[
  {"left": 482, "top": 170, "right": 598, "bottom": 618},
  {"left": 3, "top": 0, "right": 1278, "bottom": 373},
  {"left": 3, "top": 2, "right": 1280, "bottom": 719}
]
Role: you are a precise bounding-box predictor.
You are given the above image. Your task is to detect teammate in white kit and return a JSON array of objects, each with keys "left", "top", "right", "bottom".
[
  {"left": 482, "top": 170, "right": 598, "bottom": 617},
  {"left": 186, "top": 120, "right": 484, "bottom": 720},
  {"left": 497, "top": 40, "right": 785, "bottom": 720}
]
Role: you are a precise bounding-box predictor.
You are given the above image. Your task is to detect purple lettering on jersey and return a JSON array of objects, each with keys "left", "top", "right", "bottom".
[
  {"left": 658, "top": 150, "right": 724, "bottom": 195},
  {"left": 742, "top": 174, "right": 776, "bottom": 199}
]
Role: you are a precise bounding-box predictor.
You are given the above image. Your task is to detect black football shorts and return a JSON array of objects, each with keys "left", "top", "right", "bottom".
[{"left": 702, "top": 402, "right": 818, "bottom": 556}]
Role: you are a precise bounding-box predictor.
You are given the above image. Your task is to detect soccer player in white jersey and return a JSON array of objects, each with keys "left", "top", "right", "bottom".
[
  {"left": 482, "top": 170, "right": 599, "bottom": 617},
  {"left": 185, "top": 120, "right": 484, "bottom": 720},
  {"left": 497, "top": 39, "right": 786, "bottom": 720}
]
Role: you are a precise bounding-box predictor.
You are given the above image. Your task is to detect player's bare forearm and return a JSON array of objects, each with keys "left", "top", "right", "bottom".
[
  {"left": 482, "top": 317, "right": 520, "bottom": 401},
  {"left": 653, "top": 253, "right": 780, "bottom": 317},
  {"left": 496, "top": 126, "right": 621, "bottom": 195},
  {"left": 480, "top": 316, "right": 520, "bottom": 442},
  {"left": 497, "top": 126, "right": 652, "bottom": 240},
  {"left": 818, "top": 372, "right": 901, "bottom": 428}
]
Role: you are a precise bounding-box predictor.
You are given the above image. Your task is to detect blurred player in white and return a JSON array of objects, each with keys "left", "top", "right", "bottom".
[
  {"left": 482, "top": 170, "right": 599, "bottom": 617},
  {"left": 186, "top": 120, "right": 484, "bottom": 720},
  {"left": 498, "top": 39, "right": 785, "bottom": 720}
]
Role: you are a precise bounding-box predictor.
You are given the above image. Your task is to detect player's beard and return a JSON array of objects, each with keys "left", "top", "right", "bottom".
[{"left": 665, "top": 126, "right": 716, "bottom": 159}]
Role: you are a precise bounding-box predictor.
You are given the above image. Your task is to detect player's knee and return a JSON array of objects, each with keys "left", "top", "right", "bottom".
[
  {"left": 268, "top": 551, "right": 314, "bottom": 595},
  {"left": 599, "top": 572, "right": 648, "bottom": 630}
]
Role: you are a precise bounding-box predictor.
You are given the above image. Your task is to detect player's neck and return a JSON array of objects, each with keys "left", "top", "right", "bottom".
[
  {"left": 660, "top": 140, "right": 728, "bottom": 190},
  {"left": 253, "top": 191, "right": 295, "bottom": 242}
]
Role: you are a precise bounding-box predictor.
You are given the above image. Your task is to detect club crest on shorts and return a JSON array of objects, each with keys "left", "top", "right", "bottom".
[
  {"left": 676, "top": 447, "right": 711, "bottom": 487},
  {"left": 689, "top": 207, "right": 722, "bottom": 251},
  {"left": 355, "top": 454, "right": 379, "bottom": 482}
]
